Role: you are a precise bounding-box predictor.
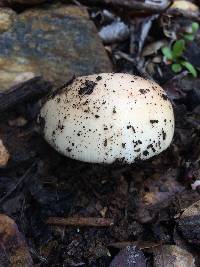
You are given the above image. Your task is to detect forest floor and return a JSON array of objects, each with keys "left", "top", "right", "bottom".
[{"left": 0, "top": 0, "right": 200, "bottom": 266}]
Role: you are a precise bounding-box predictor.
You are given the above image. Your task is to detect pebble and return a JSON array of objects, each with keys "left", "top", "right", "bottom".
[
  {"left": 109, "top": 245, "right": 146, "bottom": 267},
  {"left": 0, "top": 214, "right": 33, "bottom": 266},
  {"left": 8, "top": 116, "right": 27, "bottom": 127},
  {"left": 178, "top": 200, "right": 200, "bottom": 245},
  {"left": 153, "top": 245, "right": 196, "bottom": 267},
  {"left": 0, "top": 139, "right": 9, "bottom": 167}
]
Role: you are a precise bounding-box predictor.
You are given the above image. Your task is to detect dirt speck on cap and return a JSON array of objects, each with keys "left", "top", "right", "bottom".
[{"left": 78, "top": 80, "right": 97, "bottom": 95}]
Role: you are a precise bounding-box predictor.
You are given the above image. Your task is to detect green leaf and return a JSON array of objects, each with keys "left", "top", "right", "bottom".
[
  {"left": 181, "top": 61, "right": 198, "bottom": 77},
  {"left": 171, "top": 63, "right": 182, "bottom": 73},
  {"left": 161, "top": 46, "right": 173, "bottom": 60},
  {"left": 172, "top": 39, "right": 185, "bottom": 58},
  {"left": 184, "top": 34, "right": 195, "bottom": 41},
  {"left": 192, "top": 22, "right": 199, "bottom": 33}
]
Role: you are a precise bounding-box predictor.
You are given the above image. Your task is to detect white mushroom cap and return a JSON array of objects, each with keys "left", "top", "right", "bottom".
[{"left": 39, "top": 73, "right": 174, "bottom": 164}]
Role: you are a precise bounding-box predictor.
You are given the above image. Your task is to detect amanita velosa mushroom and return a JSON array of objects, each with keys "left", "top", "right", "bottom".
[{"left": 39, "top": 73, "right": 174, "bottom": 164}]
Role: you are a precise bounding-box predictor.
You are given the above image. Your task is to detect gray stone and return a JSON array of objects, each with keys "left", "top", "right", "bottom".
[
  {"left": 109, "top": 246, "right": 146, "bottom": 267},
  {"left": 0, "top": 4, "right": 112, "bottom": 91},
  {"left": 178, "top": 200, "right": 200, "bottom": 245},
  {"left": 153, "top": 245, "right": 196, "bottom": 267},
  {"left": 0, "top": 139, "right": 9, "bottom": 167}
]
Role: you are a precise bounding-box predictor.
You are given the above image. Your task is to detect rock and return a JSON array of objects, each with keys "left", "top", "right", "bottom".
[
  {"left": 8, "top": 116, "right": 27, "bottom": 127},
  {"left": 178, "top": 200, "right": 200, "bottom": 245},
  {"left": 79, "top": 0, "right": 170, "bottom": 12},
  {"left": 153, "top": 245, "right": 196, "bottom": 267},
  {"left": 173, "top": 226, "right": 191, "bottom": 252},
  {"left": 109, "top": 246, "right": 146, "bottom": 267},
  {"left": 107, "top": 0, "right": 170, "bottom": 11},
  {"left": 0, "top": 214, "right": 33, "bottom": 266},
  {"left": 0, "top": 139, "right": 9, "bottom": 167},
  {"left": 12, "top": 71, "right": 36, "bottom": 86},
  {"left": 0, "top": 8, "right": 16, "bottom": 32},
  {"left": 136, "top": 168, "right": 185, "bottom": 223},
  {"left": 0, "top": 4, "right": 112, "bottom": 91}
]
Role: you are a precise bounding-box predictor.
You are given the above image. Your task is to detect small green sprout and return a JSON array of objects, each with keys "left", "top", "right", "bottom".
[
  {"left": 183, "top": 22, "right": 199, "bottom": 41},
  {"left": 161, "top": 22, "right": 199, "bottom": 78}
]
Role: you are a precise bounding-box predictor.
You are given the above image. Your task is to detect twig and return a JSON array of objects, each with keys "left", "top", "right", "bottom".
[
  {"left": 46, "top": 216, "right": 114, "bottom": 227},
  {"left": 109, "top": 241, "right": 161, "bottom": 249},
  {"left": 0, "top": 76, "right": 52, "bottom": 113},
  {"left": 0, "top": 162, "right": 37, "bottom": 204}
]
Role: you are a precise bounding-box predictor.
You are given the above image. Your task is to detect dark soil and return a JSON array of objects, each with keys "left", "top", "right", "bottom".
[
  {"left": 1, "top": 77, "right": 200, "bottom": 266},
  {"left": 1, "top": 1, "right": 200, "bottom": 266}
]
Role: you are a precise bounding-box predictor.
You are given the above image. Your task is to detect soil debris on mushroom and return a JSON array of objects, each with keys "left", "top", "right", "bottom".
[{"left": 40, "top": 73, "right": 174, "bottom": 164}]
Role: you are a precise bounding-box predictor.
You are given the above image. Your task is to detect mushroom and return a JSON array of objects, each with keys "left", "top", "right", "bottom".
[
  {"left": 170, "top": 0, "right": 199, "bottom": 12},
  {"left": 39, "top": 73, "right": 174, "bottom": 164}
]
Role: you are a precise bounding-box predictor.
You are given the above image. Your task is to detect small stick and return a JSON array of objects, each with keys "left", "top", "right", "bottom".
[
  {"left": 46, "top": 216, "right": 114, "bottom": 227},
  {"left": 109, "top": 241, "right": 161, "bottom": 250}
]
